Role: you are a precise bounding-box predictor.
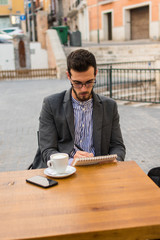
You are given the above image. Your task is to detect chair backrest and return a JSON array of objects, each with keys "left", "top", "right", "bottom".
[
  {"left": 28, "top": 131, "right": 47, "bottom": 169},
  {"left": 148, "top": 167, "right": 160, "bottom": 187}
]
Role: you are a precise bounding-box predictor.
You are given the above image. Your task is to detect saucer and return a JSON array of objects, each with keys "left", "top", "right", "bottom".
[{"left": 44, "top": 166, "right": 76, "bottom": 178}]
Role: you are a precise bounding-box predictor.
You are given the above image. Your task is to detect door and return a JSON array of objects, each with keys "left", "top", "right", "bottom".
[
  {"left": 103, "top": 12, "right": 112, "bottom": 40},
  {"left": 131, "top": 6, "right": 149, "bottom": 40},
  {"left": 18, "top": 40, "right": 26, "bottom": 68},
  {"left": 108, "top": 12, "right": 112, "bottom": 40}
]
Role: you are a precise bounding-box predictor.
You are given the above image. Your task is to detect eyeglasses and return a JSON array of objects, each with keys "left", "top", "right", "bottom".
[{"left": 71, "top": 79, "right": 96, "bottom": 89}]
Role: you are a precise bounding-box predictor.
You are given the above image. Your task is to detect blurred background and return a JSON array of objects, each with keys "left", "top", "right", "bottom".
[{"left": 0, "top": 0, "right": 160, "bottom": 173}]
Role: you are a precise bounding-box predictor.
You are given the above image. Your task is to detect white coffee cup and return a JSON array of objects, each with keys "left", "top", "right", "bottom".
[{"left": 47, "top": 153, "right": 69, "bottom": 174}]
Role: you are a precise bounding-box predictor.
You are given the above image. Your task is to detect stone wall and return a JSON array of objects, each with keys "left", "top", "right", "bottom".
[
  {"left": 46, "top": 29, "right": 67, "bottom": 79},
  {"left": 36, "top": 11, "right": 48, "bottom": 49}
]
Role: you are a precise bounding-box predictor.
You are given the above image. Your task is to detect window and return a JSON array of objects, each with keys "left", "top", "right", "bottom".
[{"left": 0, "top": 0, "right": 8, "bottom": 5}]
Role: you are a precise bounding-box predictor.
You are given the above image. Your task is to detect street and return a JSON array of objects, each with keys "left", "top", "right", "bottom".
[{"left": 0, "top": 78, "right": 160, "bottom": 174}]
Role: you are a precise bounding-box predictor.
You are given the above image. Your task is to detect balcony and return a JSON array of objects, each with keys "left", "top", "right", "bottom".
[
  {"left": 67, "top": 0, "right": 86, "bottom": 18},
  {"left": 67, "top": 8, "right": 78, "bottom": 18}
]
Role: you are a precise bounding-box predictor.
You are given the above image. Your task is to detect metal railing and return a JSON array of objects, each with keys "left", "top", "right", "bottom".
[
  {"left": 95, "top": 67, "right": 160, "bottom": 104},
  {"left": 97, "top": 60, "right": 155, "bottom": 69},
  {"left": 0, "top": 68, "right": 57, "bottom": 81}
]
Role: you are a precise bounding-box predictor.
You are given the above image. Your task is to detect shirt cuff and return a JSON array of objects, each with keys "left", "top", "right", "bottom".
[{"left": 68, "top": 158, "right": 74, "bottom": 165}]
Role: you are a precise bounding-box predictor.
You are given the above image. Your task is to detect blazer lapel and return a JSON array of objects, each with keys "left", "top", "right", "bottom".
[
  {"left": 93, "top": 92, "right": 103, "bottom": 156},
  {"left": 63, "top": 89, "right": 103, "bottom": 154},
  {"left": 63, "top": 88, "right": 75, "bottom": 140}
]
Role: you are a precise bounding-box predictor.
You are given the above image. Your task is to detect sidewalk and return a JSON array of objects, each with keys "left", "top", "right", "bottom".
[
  {"left": 81, "top": 39, "right": 160, "bottom": 47},
  {"left": 0, "top": 78, "right": 160, "bottom": 174}
]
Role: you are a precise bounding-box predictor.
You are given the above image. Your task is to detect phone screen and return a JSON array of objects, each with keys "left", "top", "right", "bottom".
[{"left": 26, "top": 176, "right": 58, "bottom": 188}]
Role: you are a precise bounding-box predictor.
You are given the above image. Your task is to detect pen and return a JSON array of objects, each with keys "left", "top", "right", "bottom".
[{"left": 75, "top": 144, "right": 84, "bottom": 151}]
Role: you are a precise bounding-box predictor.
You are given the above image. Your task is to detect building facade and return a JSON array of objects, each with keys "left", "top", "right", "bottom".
[
  {"left": 0, "top": 0, "right": 26, "bottom": 31},
  {"left": 65, "top": 0, "right": 89, "bottom": 41},
  {"left": 90, "top": 0, "right": 160, "bottom": 42},
  {"left": 1, "top": 0, "right": 159, "bottom": 43},
  {"left": 64, "top": 0, "right": 160, "bottom": 42}
]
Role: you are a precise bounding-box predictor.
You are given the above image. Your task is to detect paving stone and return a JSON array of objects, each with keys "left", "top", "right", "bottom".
[{"left": 0, "top": 78, "right": 160, "bottom": 174}]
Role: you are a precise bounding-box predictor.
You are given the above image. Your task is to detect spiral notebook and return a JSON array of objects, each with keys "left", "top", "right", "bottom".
[{"left": 72, "top": 154, "right": 117, "bottom": 166}]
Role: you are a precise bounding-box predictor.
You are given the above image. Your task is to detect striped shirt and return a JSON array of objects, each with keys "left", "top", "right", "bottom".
[{"left": 70, "top": 97, "right": 95, "bottom": 159}]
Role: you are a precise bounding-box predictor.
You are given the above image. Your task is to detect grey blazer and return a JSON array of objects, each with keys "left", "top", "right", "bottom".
[{"left": 39, "top": 88, "right": 126, "bottom": 163}]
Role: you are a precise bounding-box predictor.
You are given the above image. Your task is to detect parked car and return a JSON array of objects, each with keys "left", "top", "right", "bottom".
[
  {"left": 0, "top": 30, "right": 13, "bottom": 40},
  {"left": 0, "top": 30, "right": 12, "bottom": 43},
  {"left": 0, "top": 38, "right": 12, "bottom": 43},
  {"left": 0, "top": 27, "right": 24, "bottom": 36}
]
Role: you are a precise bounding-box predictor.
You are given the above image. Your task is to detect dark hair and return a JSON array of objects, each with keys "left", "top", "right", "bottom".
[{"left": 67, "top": 49, "right": 97, "bottom": 77}]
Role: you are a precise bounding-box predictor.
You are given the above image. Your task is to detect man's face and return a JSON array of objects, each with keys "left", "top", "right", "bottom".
[{"left": 67, "top": 66, "right": 97, "bottom": 102}]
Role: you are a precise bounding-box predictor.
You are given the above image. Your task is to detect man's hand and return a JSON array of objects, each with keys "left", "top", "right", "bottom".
[{"left": 74, "top": 150, "right": 94, "bottom": 160}]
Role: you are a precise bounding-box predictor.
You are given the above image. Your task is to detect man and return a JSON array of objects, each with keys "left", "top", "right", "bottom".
[{"left": 39, "top": 49, "right": 125, "bottom": 166}]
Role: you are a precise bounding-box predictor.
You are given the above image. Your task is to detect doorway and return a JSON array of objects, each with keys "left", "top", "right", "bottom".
[
  {"left": 18, "top": 39, "right": 26, "bottom": 68},
  {"left": 108, "top": 12, "right": 112, "bottom": 40},
  {"left": 103, "top": 12, "right": 112, "bottom": 40}
]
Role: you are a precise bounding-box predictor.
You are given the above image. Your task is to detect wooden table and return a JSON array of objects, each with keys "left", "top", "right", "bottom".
[{"left": 1, "top": 161, "right": 160, "bottom": 240}]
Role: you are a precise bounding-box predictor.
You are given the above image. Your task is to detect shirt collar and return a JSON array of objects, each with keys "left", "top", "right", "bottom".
[{"left": 72, "top": 96, "right": 93, "bottom": 109}]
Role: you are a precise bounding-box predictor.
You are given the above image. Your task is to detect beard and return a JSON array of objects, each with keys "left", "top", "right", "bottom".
[{"left": 72, "top": 87, "right": 93, "bottom": 101}]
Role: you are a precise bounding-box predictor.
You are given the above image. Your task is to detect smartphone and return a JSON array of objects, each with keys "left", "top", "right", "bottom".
[{"left": 26, "top": 175, "right": 58, "bottom": 188}]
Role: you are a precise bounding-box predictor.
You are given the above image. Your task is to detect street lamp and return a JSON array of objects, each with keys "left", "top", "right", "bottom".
[
  {"left": 25, "top": 0, "right": 30, "bottom": 40},
  {"left": 31, "top": 0, "right": 35, "bottom": 41}
]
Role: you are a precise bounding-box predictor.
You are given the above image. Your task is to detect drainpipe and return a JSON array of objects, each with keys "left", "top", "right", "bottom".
[{"left": 97, "top": 0, "right": 100, "bottom": 43}]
